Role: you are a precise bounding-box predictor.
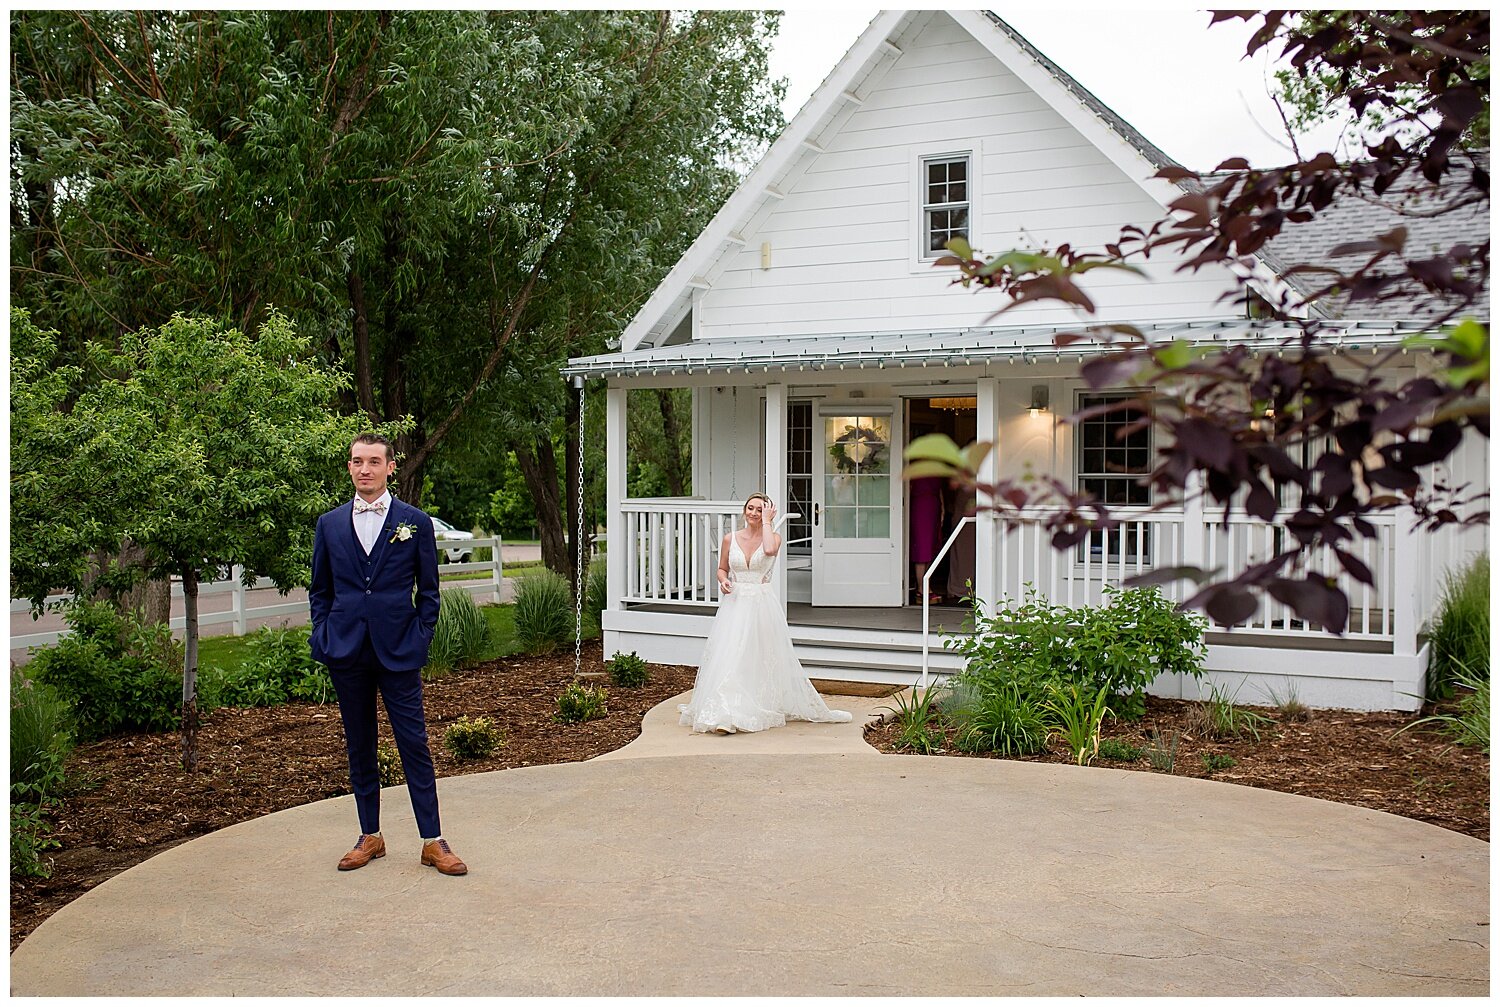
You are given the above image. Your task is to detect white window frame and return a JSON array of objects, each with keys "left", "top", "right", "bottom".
[{"left": 910, "top": 144, "right": 982, "bottom": 271}]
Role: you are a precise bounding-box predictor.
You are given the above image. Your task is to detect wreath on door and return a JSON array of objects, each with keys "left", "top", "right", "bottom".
[{"left": 828, "top": 423, "right": 886, "bottom": 474}]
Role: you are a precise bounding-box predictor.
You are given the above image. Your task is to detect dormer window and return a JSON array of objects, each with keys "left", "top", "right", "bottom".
[{"left": 922, "top": 154, "right": 970, "bottom": 256}]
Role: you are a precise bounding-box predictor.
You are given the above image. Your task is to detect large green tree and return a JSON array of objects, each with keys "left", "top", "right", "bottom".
[
  {"left": 12, "top": 10, "right": 783, "bottom": 586},
  {"left": 11, "top": 310, "right": 374, "bottom": 769}
]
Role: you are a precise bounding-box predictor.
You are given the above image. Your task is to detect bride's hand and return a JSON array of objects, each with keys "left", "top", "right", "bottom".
[
  {"left": 764, "top": 500, "right": 777, "bottom": 524},
  {"left": 719, "top": 577, "right": 733, "bottom": 594}
]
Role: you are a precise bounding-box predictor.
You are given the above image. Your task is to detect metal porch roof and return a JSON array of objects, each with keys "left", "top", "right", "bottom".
[{"left": 563, "top": 318, "right": 1437, "bottom": 380}]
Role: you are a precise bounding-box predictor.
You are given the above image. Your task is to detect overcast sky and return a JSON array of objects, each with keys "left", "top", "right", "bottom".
[{"left": 767, "top": 6, "right": 1350, "bottom": 171}]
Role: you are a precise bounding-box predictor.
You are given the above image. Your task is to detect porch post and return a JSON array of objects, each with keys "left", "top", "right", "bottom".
[
  {"left": 765, "top": 381, "right": 789, "bottom": 611},
  {"left": 974, "top": 376, "right": 1000, "bottom": 616},
  {"left": 1391, "top": 512, "right": 1419, "bottom": 657},
  {"left": 605, "top": 383, "right": 628, "bottom": 647}
]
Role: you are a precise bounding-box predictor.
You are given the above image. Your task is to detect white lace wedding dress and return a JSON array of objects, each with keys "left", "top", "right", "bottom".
[{"left": 679, "top": 535, "right": 852, "bottom": 734}]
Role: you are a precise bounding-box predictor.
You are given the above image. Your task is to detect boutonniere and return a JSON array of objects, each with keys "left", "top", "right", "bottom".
[{"left": 389, "top": 522, "right": 417, "bottom": 544}]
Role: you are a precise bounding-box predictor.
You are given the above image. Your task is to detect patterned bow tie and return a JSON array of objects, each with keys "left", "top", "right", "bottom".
[{"left": 353, "top": 499, "right": 387, "bottom": 515}]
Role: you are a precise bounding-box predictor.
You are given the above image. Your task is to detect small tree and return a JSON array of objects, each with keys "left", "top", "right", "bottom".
[{"left": 13, "top": 311, "right": 381, "bottom": 769}]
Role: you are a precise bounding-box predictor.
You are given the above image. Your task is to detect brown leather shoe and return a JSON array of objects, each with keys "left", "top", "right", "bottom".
[
  {"left": 421, "top": 839, "right": 467, "bottom": 876},
  {"left": 337, "top": 833, "right": 386, "bottom": 871}
]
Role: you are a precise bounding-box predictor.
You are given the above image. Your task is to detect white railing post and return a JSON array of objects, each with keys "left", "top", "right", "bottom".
[
  {"left": 606, "top": 385, "right": 627, "bottom": 628},
  {"left": 974, "top": 376, "right": 999, "bottom": 617},
  {"left": 232, "top": 565, "right": 247, "bottom": 636},
  {"left": 1180, "top": 473, "right": 1206, "bottom": 607},
  {"left": 1391, "top": 512, "right": 1419, "bottom": 657},
  {"left": 921, "top": 516, "right": 975, "bottom": 688},
  {"left": 765, "top": 382, "right": 789, "bottom": 613}
]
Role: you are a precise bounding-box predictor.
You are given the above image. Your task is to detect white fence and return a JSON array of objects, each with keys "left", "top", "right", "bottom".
[{"left": 11, "top": 537, "right": 506, "bottom": 652}]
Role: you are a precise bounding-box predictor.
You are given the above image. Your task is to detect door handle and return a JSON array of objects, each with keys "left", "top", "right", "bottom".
[{"left": 814, "top": 503, "right": 821, "bottom": 526}]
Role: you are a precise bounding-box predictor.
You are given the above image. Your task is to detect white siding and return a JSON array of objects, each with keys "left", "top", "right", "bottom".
[{"left": 697, "top": 12, "right": 1243, "bottom": 341}]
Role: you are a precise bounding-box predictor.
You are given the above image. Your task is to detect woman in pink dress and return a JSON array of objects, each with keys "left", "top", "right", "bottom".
[{"left": 909, "top": 475, "right": 945, "bottom": 604}]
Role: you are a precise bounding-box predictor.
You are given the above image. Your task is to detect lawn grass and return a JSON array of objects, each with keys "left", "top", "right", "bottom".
[{"left": 196, "top": 631, "right": 263, "bottom": 675}]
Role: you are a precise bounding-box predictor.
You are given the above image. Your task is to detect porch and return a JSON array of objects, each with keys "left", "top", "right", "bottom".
[
  {"left": 606, "top": 494, "right": 1429, "bottom": 704},
  {"left": 574, "top": 324, "right": 1484, "bottom": 712}
]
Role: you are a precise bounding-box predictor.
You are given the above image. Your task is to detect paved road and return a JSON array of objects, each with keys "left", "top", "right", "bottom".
[{"left": 10, "top": 692, "right": 1489, "bottom": 996}]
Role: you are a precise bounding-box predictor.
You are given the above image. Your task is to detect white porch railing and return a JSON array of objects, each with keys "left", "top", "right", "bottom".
[
  {"left": 619, "top": 499, "right": 744, "bottom": 606},
  {"left": 11, "top": 537, "right": 506, "bottom": 652},
  {"left": 992, "top": 509, "right": 1399, "bottom": 643},
  {"left": 613, "top": 498, "right": 1408, "bottom": 645}
]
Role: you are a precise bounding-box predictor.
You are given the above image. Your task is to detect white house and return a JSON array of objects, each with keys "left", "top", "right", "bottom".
[{"left": 565, "top": 10, "right": 1488, "bottom": 711}]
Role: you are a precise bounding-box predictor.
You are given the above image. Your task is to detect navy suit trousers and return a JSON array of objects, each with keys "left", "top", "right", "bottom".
[{"left": 329, "top": 636, "right": 441, "bottom": 838}]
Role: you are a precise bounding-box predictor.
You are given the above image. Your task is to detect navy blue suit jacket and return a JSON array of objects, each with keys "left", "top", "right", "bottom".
[{"left": 309, "top": 497, "right": 441, "bottom": 672}]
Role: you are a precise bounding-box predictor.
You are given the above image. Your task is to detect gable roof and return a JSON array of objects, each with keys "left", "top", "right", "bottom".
[{"left": 618, "top": 10, "right": 1315, "bottom": 354}]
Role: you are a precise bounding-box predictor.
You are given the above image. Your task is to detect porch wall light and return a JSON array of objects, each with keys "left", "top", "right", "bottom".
[{"left": 1029, "top": 384, "right": 1050, "bottom": 416}]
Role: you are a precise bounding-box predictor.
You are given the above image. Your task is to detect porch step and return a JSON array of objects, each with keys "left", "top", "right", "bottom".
[{"left": 789, "top": 638, "right": 964, "bottom": 677}]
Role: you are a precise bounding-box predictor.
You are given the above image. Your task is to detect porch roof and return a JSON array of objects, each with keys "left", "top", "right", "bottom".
[{"left": 563, "top": 318, "right": 1432, "bottom": 379}]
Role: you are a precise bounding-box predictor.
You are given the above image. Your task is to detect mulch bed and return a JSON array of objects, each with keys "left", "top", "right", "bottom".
[
  {"left": 13, "top": 647, "right": 1488, "bottom": 950},
  {"left": 10, "top": 641, "right": 697, "bottom": 951},
  {"left": 865, "top": 692, "right": 1490, "bottom": 842}
]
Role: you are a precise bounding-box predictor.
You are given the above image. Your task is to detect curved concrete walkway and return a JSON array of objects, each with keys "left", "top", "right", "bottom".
[{"left": 11, "top": 691, "right": 1489, "bottom": 996}]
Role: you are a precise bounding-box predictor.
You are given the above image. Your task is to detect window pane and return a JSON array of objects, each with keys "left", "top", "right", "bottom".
[
  {"left": 825, "top": 507, "right": 857, "bottom": 538},
  {"left": 948, "top": 159, "right": 967, "bottom": 181},
  {"left": 928, "top": 183, "right": 946, "bottom": 205},
  {"left": 858, "top": 476, "right": 890, "bottom": 506},
  {"left": 825, "top": 474, "right": 855, "bottom": 506},
  {"left": 951, "top": 207, "right": 968, "bottom": 230},
  {"left": 948, "top": 181, "right": 966, "bottom": 202},
  {"left": 858, "top": 508, "right": 891, "bottom": 538},
  {"left": 928, "top": 162, "right": 946, "bottom": 184}
]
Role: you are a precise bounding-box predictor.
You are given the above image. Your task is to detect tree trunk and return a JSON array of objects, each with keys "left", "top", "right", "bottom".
[
  {"left": 180, "top": 566, "right": 200, "bottom": 773},
  {"left": 514, "top": 436, "right": 571, "bottom": 586},
  {"left": 82, "top": 539, "right": 170, "bottom": 626},
  {"left": 655, "top": 388, "right": 689, "bottom": 497},
  {"left": 348, "top": 268, "right": 377, "bottom": 422}
]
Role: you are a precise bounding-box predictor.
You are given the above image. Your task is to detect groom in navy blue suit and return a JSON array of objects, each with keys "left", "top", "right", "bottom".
[{"left": 309, "top": 432, "right": 466, "bottom": 876}]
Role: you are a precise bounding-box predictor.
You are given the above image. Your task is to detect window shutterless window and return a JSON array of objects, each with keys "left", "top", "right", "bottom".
[
  {"left": 1076, "top": 392, "right": 1152, "bottom": 560},
  {"left": 922, "top": 154, "right": 970, "bottom": 257}
]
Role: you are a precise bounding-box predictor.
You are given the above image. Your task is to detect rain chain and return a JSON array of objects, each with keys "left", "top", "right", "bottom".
[{"left": 573, "top": 376, "right": 586, "bottom": 680}]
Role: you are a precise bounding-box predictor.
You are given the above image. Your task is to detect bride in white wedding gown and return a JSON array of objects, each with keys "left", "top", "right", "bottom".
[{"left": 679, "top": 493, "right": 852, "bottom": 734}]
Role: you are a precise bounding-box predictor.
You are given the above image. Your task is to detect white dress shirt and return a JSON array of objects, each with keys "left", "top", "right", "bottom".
[{"left": 352, "top": 490, "right": 392, "bottom": 555}]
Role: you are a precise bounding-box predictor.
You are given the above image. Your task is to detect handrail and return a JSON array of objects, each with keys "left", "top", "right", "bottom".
[{"left": 920, "top": 515, "right": 975, "bottom": 689}]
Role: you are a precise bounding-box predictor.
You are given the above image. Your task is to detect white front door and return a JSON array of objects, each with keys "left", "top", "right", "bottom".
[{"left": 812, "top": 404, "right": 902, "bottom": 606}]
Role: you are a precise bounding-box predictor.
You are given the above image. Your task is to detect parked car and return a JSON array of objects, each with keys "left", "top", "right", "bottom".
[{"left": 431, "top": 516, "right": 475, "bottom": 564}]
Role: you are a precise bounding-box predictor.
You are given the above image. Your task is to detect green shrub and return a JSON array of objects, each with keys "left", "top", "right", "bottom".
[
  {"left": 948, "top": 680, "right": 1049, "bottom": 756},
  {"left": 377, "top": 741, "right": 404, "bottom": 787},
  {"left": 555, "top": 681, "right": 608, "bottom": 723},
  {"left": 607, "top": 651, "right": 649, "bottom": 688},
  {"left": 1202, "top": 753, "right": 1236, "bottom": 772},
  {"left": 1266, "top": 681, "right": 1310, "bottom": 722},
  {"left": 27, "top": 600, "right": 183, "bottom": 739},
  {"left": 1427, "top": 553, "right": 1489, "bottom": 701},
  {"left": 11, "top": 800, "right": 59, "bottom": 879},
  {"left": 880, "top": 686, "right": 947, "bottom": 754},
  {"left": 425, "top": 588, "right": 491, "bottom": 678},
  {"left": 1041, "top": 682, "right": 1112, "bottom": 765},
  {"left": 1397, "top": 661, "right": 1490, "bottom": 754},
  {"left": 513, "top": 569, "right": 575, "bottom": 654},
  {"left": 199, "top": 624, "right": 332, "bottom": 708},
  {"left": 585, "top": 560, "right": 608, "bottom": 631},
  {"left": 1097, "top": 738, "right": 1142, "bottom": 762},
  {"left": 11, "top": 667, "right": 73, "bottom": 802},
  {"left": 444, "top": 715, "right": 503, "bottom": 760},
  {"left": 944, "top": 586, "right": 1206, "bottom": 722}
]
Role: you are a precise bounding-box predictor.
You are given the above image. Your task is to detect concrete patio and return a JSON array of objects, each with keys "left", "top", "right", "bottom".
[{"left": 10, "top": 691, "right": 1489, "bottom": 996}]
